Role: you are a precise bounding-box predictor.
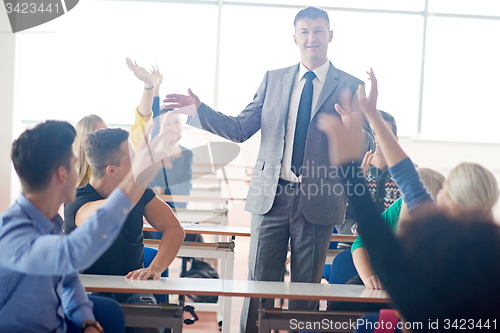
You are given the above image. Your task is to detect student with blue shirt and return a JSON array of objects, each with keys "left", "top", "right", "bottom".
[{"left": 0, "top": 120, "right": 179, "bottom": 332}]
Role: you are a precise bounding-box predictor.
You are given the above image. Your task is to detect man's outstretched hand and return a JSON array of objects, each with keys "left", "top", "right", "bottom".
[{"left": 163, "top": 89, "right": 200, "bottom": 115}]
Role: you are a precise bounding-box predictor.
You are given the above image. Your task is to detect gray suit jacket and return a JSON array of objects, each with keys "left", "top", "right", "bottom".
[{"left": 188, "top": 63, "right": 372, "bottom": 225}]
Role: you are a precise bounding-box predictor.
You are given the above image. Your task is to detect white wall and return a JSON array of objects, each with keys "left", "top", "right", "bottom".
[{"left": 0, "top": 6, "right": 15, "bottom": 211}]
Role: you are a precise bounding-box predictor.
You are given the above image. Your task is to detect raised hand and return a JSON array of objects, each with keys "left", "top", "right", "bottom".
[
  {"left": 126, "top": 57, "right": 154, "bottom": 87},
  {"left": 356, "top": 68, "right": 378, "bottom": 119},
  {"left": 163, "top": 88, "right": 201, "bottom": 114},
  {"left": 360, "top": 150, "right": 374, "bottom": 176},
  {"left": 150, "top": 64, "right": 163, "bottom": 95},
  {"left": 317, "top": 107, "right": 364, "bottom": 166}
]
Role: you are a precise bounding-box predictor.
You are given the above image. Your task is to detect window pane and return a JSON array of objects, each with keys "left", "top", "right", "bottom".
[
  {"left": 429, "top": 0, "right": 500, "bottom": 17},
  {"left": 14, "top": 1, "right": 218, "bottom": 125},
  {"left": 329, "top": 11, "right": 423, "bottom": 137},
  {"left": 219, "top": 6, "right": 423, "bottom": 136},
  {"left": 421, "top": 17, "right": 500, "bottom": 142},
  {"left": 227, "top": 0, "right": 424, "bottom": 12}
]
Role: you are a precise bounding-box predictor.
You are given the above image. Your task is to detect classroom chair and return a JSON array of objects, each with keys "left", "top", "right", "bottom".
[
  {"left": 328, "top": 249, "right": 357, "bottom": 284},
  {"left": 66, "top": 295, "right": 125, "bottom": 333}
]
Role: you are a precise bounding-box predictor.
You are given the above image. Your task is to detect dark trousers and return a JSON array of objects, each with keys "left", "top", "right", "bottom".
[{"left": 240, "top": 180, "right": 334, "bottom": 333}]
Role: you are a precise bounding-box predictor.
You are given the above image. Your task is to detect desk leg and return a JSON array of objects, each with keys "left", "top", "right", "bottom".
[
  {"left": 221, "top": 250, "right": 234, "bottom": 333},
  {"left": 257, "top": 300, "right": 271, "bottom": 333}
]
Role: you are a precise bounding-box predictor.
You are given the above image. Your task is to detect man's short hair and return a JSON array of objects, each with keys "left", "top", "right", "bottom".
[
  {"left": 379, "top": 110, "right": 397, "bottom": 136},
  {"left": 84, "top": 128, "right": 129, "bottom": 179},
  {"left": 11, "top": 120, "right": 76, "bottom": 193},
  {"left": 294, "top": 7, "right": 330, "bottom": 30}
]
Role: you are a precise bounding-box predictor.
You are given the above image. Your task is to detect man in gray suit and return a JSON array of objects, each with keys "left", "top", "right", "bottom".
[{"left": 164, "top": 7, "right": 373, "bottom": 333}]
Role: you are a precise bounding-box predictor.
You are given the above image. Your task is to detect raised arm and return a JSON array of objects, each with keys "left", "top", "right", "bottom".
[
  {"left": 151, "top": 64, "right": 163, "bottom": 110},
  {"left": 126, "top": 58, "right": 154, "bottom": 118},
  {"left": 345, "top": 69, "right": 434, "bottom": 213},
  {"left": 162, "top": 72, "right": 269, "bottom": 143},
  {"left": 0, "top": 129, "right": 180, "bottom": 275},
  {"left": 317, "top": 78, "right": 432, "bottom": 325}
]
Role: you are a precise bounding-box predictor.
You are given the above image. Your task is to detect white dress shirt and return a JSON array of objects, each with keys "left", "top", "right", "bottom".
[{"left": 280, "top": 59, "right": 330, "bottom": 182}]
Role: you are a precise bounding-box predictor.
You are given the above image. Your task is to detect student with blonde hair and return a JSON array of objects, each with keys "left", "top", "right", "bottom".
[
  {"left": 437, "top": 162, "right": 498, "bottom": 220},
  {"left": 74, "top": 115, "right": 106, "bottom": 187}
]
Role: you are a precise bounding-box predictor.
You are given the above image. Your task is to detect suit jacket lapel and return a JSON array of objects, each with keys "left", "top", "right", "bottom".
[
  {"left": 312, "top": 63, "right": 339, "bottom": 118},
  {"left": 282, "top": 64, "right": 299, "bottom": 129}
]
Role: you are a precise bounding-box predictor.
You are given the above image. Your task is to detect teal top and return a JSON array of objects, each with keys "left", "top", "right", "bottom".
[{"left": 351, "top": 196, "right": 403, "bottom": 252}]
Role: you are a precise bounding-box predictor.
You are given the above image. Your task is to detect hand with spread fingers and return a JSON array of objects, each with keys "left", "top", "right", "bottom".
[
  {"left": 126, "top": 58, "right": 154, "bottom": 88},
  {"left": 356, "top": 67, "right": 379, "bottom": 120},
  {"left": 360, "top": 150, "right": 374, "bottom": 176},
  {"left": 163, "top": 89, "right": 200, "bottom": 114},
  {"left": 317, "top": 105, "right": 365, "bottom": 166},
  {"left": 150, "top": 64, "right": 163, "bottom": 97}
]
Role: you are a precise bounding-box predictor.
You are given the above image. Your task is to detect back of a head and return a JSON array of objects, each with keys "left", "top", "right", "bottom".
[
  {"left": 398, "top": 214, "right": 500, "bottom": 326},
  {"left": 84, "top": 128, "right": 129, "bottom": 180},
  {"left": 12, "top": 120, "right": 76, "bottom": 193},
  {"left": 417, "top": 167, "right": 445, "bottom": 199},
  {"left": 294, "top": 7, "right": 330, "bottom": 30},
  {"left": 74, "top": 115, "right": 106, "bottom": 187},
  {"left": 447, "top": 162, "right": 499, "bottom": 217}
]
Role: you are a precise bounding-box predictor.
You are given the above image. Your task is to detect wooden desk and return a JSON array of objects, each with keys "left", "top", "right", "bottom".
[
  {"left": 145, "top": 222, "right": 355, "bottom": 242},
  {"left": 144, "top": 222, "right": 251, "bottom": 238},
  {"left": 80, "top": 275, "right": 390, "bottom": 333}
]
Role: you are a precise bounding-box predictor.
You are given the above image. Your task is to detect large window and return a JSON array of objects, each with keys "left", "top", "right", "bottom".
[
  {"left": 12, "top": 0, "right": 500, "bottom": 142},
  {"left": 14, "top": 1, "right": 218, "bottom": 125}
]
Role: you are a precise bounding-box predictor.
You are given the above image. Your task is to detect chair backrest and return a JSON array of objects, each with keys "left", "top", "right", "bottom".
[
  {"left": 143, "top": 247, "right": 168, "bottom": 303},
  {"left": 143, "top": 247, "right": 168, "bottom": 277},
  {"left": 88, "top": 295, "right": 126, "bottom": 333},
  {"left": 328, "top": 249, "right": 357, "bottom": 284}
]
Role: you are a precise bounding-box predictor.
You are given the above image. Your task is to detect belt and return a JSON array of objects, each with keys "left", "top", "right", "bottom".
[{"left": 278, "top": 178, "right": 302, "bottom": 189}]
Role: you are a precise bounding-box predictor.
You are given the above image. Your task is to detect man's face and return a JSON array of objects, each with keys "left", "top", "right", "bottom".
[
  {"left": 294, "top": 18, "right": 333, "bottom": 67},
  {"left": 113, "top": 140, "right": 132, "bottom": 182}
]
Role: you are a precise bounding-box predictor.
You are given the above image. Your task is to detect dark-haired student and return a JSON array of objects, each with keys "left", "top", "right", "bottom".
[
  {"left": 64, "top": 128, "right": 184, "bottom": 333},
  {"left": 0, "top": 120, "right": 177, "bottom": 332},
  {"left": 318, "top": 69, "right": 500, "bottom": 331}
]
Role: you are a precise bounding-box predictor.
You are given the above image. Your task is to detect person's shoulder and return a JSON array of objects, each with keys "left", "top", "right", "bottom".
[
  {"left": 67, "top": 184, "right": 102, "bottom": 210},
  {"left": 329, "top": 64, "right": 363, "bottom": 83},
  {"left": 0, "top": 201, "right": 26, "bottom": 227},
  {"left": 140, "top": 187, "right": 156, "bottom": 205},
  {"left": 267, "top": 63, "right": 299, "bottom": 76},
  {"left": 76, "top": 183, "right": 104, "bottom": 201},
  {"left": 180, "top": 145, "right": 193, "bottom": 156}
]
